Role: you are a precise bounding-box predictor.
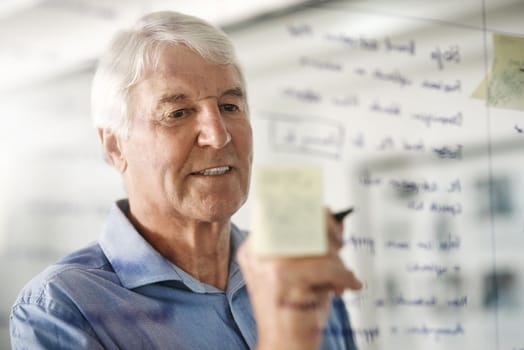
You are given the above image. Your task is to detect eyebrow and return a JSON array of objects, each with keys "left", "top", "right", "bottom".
[
  {"left": 222, "top": 87, "right": 244, "bottom": 98},
  {"left": 156, "top": 87, "right": 244, "bottom": 107},
  {"left": 158, "top": 93, "right": 188, "bottom": 105}
]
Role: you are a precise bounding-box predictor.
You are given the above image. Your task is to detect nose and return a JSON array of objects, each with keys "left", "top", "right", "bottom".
[{"left": 197, "top": 103, "right": 231, "bottom": 149}]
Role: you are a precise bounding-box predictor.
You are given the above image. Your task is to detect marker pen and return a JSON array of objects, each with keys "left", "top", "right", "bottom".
[{"left": 333, "top": 208, "right": 354, "bottom": 222}]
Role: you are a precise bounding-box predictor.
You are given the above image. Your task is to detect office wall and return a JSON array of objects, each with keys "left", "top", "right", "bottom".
[{"left": 1, "top": 1, "right": 523, "bottom": 349}]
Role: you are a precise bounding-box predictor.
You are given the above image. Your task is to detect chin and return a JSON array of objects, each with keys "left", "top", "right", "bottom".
[{"left": 193, "top": 198, "right": 245, "bottom": 223}]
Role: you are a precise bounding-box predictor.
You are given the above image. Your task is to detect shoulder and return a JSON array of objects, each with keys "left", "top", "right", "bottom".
[
  {"left": 10, "top": 243, "right": 113, "bottom": 349},
  {"left": 13, "top": 243, "right": 115, "bottom": 309}
]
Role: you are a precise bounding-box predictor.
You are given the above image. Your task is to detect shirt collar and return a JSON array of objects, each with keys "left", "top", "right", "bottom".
[{"left": 99, "top": 199, "right": 247, "bottom": 293}]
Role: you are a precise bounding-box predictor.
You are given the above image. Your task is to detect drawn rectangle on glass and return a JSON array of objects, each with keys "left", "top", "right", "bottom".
[{"left": 260, "top": 113, "right": 345, "bottom": 159}]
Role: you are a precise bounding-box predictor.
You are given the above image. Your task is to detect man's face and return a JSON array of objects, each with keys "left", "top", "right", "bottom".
[{"left": 120, "top": 44, "right": 252, "bottom": 223}]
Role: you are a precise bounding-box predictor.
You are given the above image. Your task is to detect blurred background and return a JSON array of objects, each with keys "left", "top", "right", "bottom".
[{"left": 1, "top": 0, "right": 523, "bottom": 349}]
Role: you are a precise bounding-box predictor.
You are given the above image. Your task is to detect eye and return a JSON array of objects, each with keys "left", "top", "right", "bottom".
[
  {"left": 219, "top": 104, "right": 240, "bottom": 113},
  {"left": 167, "top": 108, "right": 193, "bottom": 119}
]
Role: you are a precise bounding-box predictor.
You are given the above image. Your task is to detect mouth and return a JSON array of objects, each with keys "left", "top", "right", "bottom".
[{"left": 191, "top": 166, "right": 232, "bottom": 176}]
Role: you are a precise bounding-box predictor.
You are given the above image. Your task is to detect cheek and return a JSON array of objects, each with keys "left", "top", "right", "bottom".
[
  {"left": 233, "top": 121, "right": 253, "bottom": 159},
  {"left": 124, "top": 131, "right": 181, "bottom": 177},
  {"left": 234, "top": 123, "right": 253, "bottom": 194},
  {"left": 126, "top": 136, "right": 158, "bottom": 169}
]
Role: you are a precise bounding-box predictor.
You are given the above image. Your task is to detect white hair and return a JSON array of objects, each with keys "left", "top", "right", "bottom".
[{"left": 91, "top": 11, "right": 245, "bottom": 138}]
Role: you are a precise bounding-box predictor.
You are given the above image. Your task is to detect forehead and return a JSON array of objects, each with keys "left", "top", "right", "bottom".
[{"left": 136, "top": 44, "right": 242, "bottom": 98}]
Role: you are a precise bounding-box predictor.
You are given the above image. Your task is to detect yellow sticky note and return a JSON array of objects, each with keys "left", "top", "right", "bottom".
[
  {"left": 251, "top": 165, "right": 326, "bottom": 256},
  {"left": 471, "top": 72, "right": 490, "bottom": 100},
  {"left": 472, "top": 33, "right": 524, "bottom": 111}
]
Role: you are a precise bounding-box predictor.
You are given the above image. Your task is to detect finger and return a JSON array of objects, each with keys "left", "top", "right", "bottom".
[
  {"left": 280, "top": 286, "right": 331, "bottom": 311},
  {"left": 239, "top": 235, "right": 362, "bottom": 293},
  {"left": 325, "top": 208, "right": 344, "bottom": 252},
  {"left": 285, "top": 256, "right": 362, "bottom": 292},
  {"left": 281, "top": 286, "right": 324, "bottom": 308},
  {"left": 315, "top": 259, "right": 362, "bottom": 292}
]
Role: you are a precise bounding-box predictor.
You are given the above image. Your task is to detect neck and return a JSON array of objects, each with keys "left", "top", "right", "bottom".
[{"left": 128, "top": 203, "right": 232, "bottom": 291}]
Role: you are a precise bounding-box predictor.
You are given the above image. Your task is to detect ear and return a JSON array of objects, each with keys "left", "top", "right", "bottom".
[{"left": 97, "top": 128, "right": 127, "bottom": 173}]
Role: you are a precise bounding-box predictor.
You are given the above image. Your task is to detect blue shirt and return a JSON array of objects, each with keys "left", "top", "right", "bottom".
[{"left": 10, "top": 200, "right": 357, "bottom": 350}]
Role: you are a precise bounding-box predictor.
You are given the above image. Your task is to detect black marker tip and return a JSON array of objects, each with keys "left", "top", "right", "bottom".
[{"left": 333, "top": 208, "right": 354, "bottom": 222}]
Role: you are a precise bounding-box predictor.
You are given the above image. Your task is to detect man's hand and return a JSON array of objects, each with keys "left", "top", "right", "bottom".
[{"left": 237, "top": 209, "right": 362, "bottom": 350}]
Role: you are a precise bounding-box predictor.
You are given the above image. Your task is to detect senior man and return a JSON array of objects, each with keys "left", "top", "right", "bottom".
[{"left": 10, "top": 11, "right": 361, "bottom": 350}]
